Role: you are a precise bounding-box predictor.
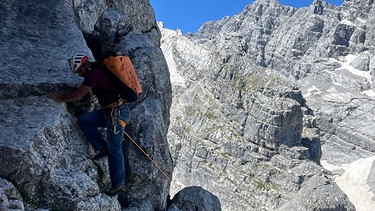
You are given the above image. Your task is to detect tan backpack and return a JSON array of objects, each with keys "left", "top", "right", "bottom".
[{"left": 103, "top": 56, "right": 142, "bottom": 102}]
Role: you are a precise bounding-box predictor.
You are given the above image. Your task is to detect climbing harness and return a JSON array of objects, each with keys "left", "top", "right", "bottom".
[
  {"left": 124, "top": 132, "right": 171, "bottom": 182},
  {"left": 105, "top": 98, "right": 126, "bottom": 134},
  {"left": 110, "top": 107, "right": 121, "bottom": 134}
]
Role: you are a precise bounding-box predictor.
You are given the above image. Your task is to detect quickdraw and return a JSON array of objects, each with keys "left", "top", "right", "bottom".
[
  {"left": 110, "top": 107, "right": 121, "bottom": 134},
  {"left": 106, "top": 98, "right": 126, "bottom": 134}
]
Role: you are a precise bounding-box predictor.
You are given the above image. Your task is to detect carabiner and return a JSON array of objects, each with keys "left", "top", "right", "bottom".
[{"left": 110, "top": 107, "right": 121, "bottom": 134}]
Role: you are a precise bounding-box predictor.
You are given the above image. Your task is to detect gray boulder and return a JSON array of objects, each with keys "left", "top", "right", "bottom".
[
  {"left": 168, "top": 186, "right": 221, "bottom": 211},
  {"left": 0, "top": 178, "right": 24, "bottom": 210},
  {"left": 0, "top": 0, "right": 175, "bottom": 210}
]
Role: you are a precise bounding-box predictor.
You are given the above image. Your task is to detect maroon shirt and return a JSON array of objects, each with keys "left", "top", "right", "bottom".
[{"left": 82, "top": 67, "right": 119, "bottom": 107}]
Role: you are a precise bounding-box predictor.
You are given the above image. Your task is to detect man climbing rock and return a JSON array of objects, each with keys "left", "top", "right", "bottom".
[{"left": 47, "top": 52, "right": 129, "bottom": 196}]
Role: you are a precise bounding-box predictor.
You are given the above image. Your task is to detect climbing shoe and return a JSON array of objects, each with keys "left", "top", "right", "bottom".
[
  {"left": 105, "top": 184, "right": 126, "bottom": 196},
  {"left": 92, "top": 149, "right": 108, "bottom": 160}
]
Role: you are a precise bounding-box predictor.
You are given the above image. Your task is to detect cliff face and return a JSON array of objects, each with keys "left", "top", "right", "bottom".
[
  {"left": 0, "top": 0, "right": 174, "bottom": 210},
  {"left": 162, "top": 0, "right": 375, "bottom": 210},
  {"left": 161, "top": 28, "right": 352, "bottom": 211},
  {"left": 1, "top": 0, "right": 374, "bottom": 210}
]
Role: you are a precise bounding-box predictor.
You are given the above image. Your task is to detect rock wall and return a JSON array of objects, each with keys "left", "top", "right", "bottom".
[{"left": 0, "top": 0, "right": 176, "bottom": 210}]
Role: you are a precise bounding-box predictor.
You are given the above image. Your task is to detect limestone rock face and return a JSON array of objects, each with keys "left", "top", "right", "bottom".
[
  {"left": 0, "top": 178, "right": 24, "bottom": 210},
  {"left": 0, "top": 0, "right": 177, "bottom": 210},
  {"left": 160, "top": 26, "right": 353, "bottom": 211},
  {"left": 160, "top": 0, "right": 375, "bottom": 210}
]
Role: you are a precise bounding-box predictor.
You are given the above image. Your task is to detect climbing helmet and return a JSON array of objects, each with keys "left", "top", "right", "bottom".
[{"left": 69, "top": 53, "right": 89, "bottom": 72}]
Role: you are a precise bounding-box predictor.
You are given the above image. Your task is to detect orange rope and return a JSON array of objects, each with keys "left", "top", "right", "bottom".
[{"left": 124, "top": 132, "right": 171, "bottom": 182}]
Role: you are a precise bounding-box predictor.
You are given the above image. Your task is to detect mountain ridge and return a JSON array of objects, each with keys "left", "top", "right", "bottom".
[{"left": 161, "top": 0, "right": 375, "bottom": 210}]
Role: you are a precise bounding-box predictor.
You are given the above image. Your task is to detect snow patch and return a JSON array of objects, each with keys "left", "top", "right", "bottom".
[
  {"left": 160, "top": 27, "right": 186, "bottom": 88},
  {"left": 322, "top": 157, "right": 375, "bottom": 211},
  {"left": 329, "top": 54, "right": 375, "bottom": 97},
  {"left": 363, "top": 90, "right": 375, "bottom": 97},
  {"left": 340, "top": 19, "right": 357, "bottom": 27},
  {"left": 304, "top": 85, "right": 321, "bottom": 97},
  {"left": 339, "top": 54, "right": 372, "bottom": 84}
]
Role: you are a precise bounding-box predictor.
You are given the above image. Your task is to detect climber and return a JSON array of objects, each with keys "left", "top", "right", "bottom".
[
  {"left": 313, "top": 0, "right": 323, "bottom": 15},
  {"left": 46, "top": 52, "right": 129, "bottom": 196}
]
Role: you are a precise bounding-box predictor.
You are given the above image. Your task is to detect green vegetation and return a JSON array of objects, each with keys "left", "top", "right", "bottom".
[
  {"left": 254, "top": 180, "right": 270, "bottom": 190},
  {"left": 204, "top": 112, "right": 215, "bottom": 120},
  {"left": 13, "top": 183, "right": 37, "bottom": 206},
  {"left": 225, "top": 176, "right": 237, "bottom": 186},
  {"left": 183, "top": 123, "right": 192, "bottom": 134},
  {"left": 94, "top": 162, "right": 104, "bottom": 180},
  {"left": 184, "top": 105, "right": 219, "bottom": 122},
  {"left": 236, "top": 100, "right": 244, "bottom": 110},
  {"left": 184, "top": 105, "right": 199, "bottom": 117},
  {"left": 189, "top": 63, "right": 197, "bottom": 71},
  {"left": 228, "top": 127, "right": 242, "bottom": 140},
  {"left": 244, "top": 176, "right": 279, "bottom": 191}
]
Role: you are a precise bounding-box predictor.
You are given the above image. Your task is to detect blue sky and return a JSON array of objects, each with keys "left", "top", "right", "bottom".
[{"left": 150, "top": 0, "right": 345, "bottom": 33}]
